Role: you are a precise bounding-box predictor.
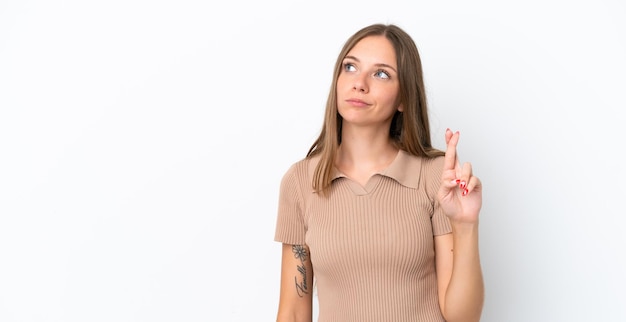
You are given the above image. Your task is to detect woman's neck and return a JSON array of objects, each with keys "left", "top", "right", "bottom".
[{"left": 335, "top": 124, "right": 399, "bottom": 180}]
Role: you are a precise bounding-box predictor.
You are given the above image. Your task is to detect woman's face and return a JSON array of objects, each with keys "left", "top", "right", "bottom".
[{"left": 336, "top": 35, "right": 402, "bottom": 129}]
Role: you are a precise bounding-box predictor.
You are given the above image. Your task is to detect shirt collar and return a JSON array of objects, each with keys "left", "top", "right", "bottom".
[{"left": 331, "top": 149, "right": 421, "bottom": 189}]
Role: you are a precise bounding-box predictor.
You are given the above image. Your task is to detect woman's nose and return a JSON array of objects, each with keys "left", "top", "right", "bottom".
[{"left": 352, "top": 74, "right": 368, "bottom": 93}]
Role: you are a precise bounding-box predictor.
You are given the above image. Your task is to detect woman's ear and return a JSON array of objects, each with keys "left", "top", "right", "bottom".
[{"left": 397, "top": 104, "right": 404, "bottom": 112}]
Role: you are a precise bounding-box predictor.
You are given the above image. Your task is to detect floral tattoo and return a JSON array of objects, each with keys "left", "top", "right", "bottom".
[{"left": 292, "top": 245, "right": 309, "bottom": 297}]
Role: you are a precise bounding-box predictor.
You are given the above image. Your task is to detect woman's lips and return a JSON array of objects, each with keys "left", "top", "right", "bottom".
[{"left": 345, "top": 98, "right": 370, "bottom": 107}]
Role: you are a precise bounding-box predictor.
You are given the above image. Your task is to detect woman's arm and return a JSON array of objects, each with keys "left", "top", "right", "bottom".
[
  {"left": 435, "top": 129, "right": 485, "bottom": 322},
  {"left": 276, "top": 243, "right": 314, "bottom": 322},
  {"left": 435, "top": 225, "right": 484, "bottom": 322}
]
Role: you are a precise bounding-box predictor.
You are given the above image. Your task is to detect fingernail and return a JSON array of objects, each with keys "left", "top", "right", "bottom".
[
  {"left": 459, "top": 181, "right": 466, "bottom": 189},
  {"left": 462, "top": 188, "right": 469, "bottom": 196},
  {"left": 451, "top": 179, "right": 460, "bottom": 184}
]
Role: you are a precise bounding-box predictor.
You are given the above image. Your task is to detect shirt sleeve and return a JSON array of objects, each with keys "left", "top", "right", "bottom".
[
  {"left": 274, "top": 163, "right": 307, "bottom": 245},
  {"left": 427, "top": 156, "right": 452, "bottom": 236}
]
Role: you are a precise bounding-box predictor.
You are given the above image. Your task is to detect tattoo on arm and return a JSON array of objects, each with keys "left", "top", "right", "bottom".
[{"left": 292, "top": 245, "right": 309, "bottom": 297}]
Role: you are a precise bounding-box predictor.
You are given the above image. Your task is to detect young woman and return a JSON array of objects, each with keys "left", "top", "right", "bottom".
[{"left": 274, "top": 23, "right": 484, "bottom": 322}]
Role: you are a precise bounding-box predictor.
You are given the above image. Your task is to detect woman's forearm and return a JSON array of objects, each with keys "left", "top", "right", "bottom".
[{"left": 443, "top": 222, "right": 484, "bottom": 322}]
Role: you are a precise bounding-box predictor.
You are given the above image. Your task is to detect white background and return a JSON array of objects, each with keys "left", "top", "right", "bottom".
[{"left": 1, "top": 0, "right": 625, "bottom": 321}]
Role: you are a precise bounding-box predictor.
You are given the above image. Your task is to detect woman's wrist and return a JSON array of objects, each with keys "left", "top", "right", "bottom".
[{"left": 450, "top": 220, "right": 479, "bottom": 236}]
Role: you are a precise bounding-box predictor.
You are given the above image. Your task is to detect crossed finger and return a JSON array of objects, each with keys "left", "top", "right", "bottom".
[{"left": 444, "top": 129, "right": 476, "bottom": 196}]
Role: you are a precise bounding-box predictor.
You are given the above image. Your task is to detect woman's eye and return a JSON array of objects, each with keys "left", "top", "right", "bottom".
[
  {"left": 343, "top": 63, "right": 356, "bottom": 72},
  {"left": 374, "top": 70, "right": 390, "bottom": 79}
]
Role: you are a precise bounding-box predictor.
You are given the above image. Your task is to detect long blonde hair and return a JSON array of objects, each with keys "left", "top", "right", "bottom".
[{"left": 307, "top": 24, "right": 444, "bottom": 196}]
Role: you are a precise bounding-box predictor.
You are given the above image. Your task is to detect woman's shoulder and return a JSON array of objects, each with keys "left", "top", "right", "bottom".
[
  {"left": 397, "top": 152, "right": 444, "bottom": 196},
  {"left": 281, "top": 154, "right": 321, "bottom": 184},
  {"left": 422, "top": 154, "right": 445, "bottom": 169}
]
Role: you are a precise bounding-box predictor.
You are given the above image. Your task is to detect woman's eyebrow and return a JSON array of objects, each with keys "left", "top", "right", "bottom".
[{"left": 343, "top": 55, "right": 397, "bottom": 73}]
